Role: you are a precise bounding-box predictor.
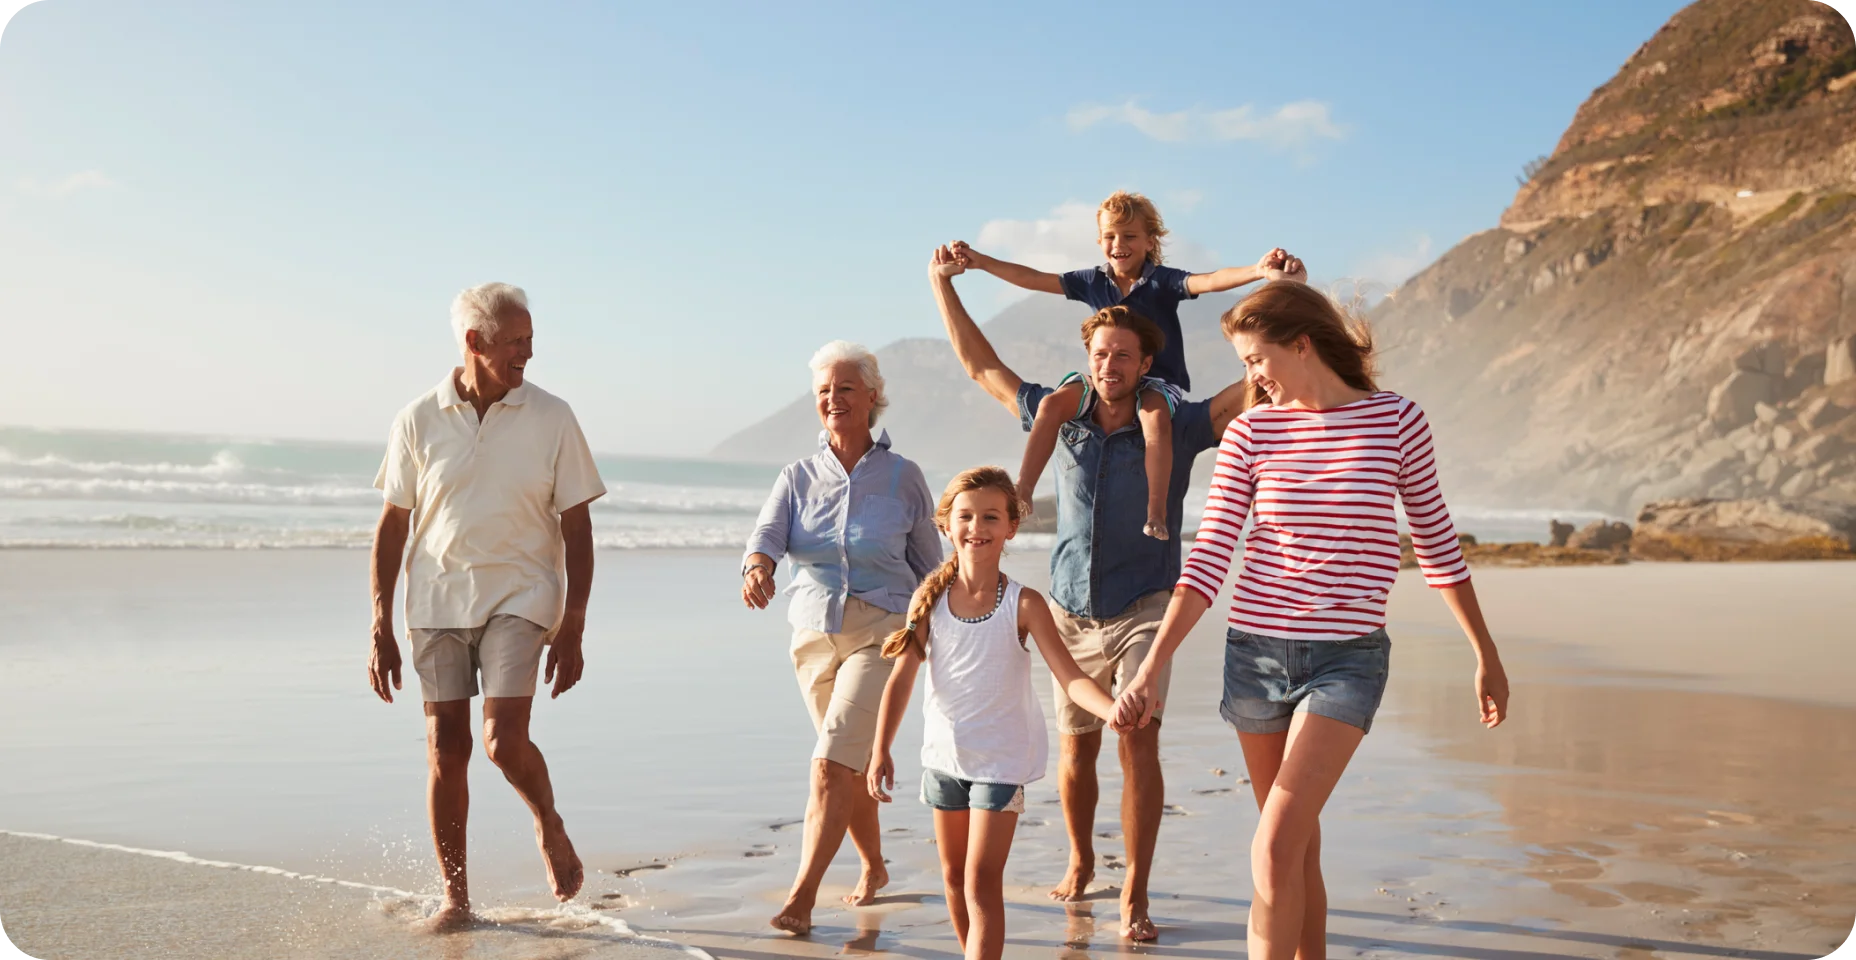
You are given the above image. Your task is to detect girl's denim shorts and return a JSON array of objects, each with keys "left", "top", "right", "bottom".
[
  {"left": 1220, "top": 627, "right": 1391, "bottom": 735},
  {"left": 920, "top": 769, "right": 1026, "bottom": 814}
]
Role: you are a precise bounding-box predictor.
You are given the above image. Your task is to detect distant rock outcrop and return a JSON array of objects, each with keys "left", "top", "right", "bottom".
[
  {"left": 1633, "top": 495, "right": 1856, "bottom": 558},
  {"left": 709, "top": 291, "right": 1248, "bottom": 472},
  {"left": 1372, "top": 0, "right": 1856, "bottom": 514}
]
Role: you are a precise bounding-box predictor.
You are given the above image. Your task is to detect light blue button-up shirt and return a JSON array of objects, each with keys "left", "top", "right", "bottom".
[{"left": 744, "top": 430, "right": 943, "bottom": 633}]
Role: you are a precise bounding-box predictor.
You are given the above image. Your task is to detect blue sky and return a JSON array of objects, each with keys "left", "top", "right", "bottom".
[{"left": 0, "top": 0, "right": 1693, "bottom": 456}]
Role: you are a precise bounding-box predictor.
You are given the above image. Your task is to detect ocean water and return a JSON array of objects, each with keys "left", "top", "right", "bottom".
[
  {"left": 0, "top": 425, "right": 781, "bottom": 550},
  {"left": 0, "top": 425, "right": 1601, "bottom": 550}
]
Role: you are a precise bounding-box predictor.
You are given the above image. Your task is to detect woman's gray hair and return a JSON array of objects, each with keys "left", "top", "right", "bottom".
[
  {"left": 450, "top": 282, "right": 529, "bottom": 356},
  {"left": 809, "top": 340, "right": 888, "bottom": 426}
]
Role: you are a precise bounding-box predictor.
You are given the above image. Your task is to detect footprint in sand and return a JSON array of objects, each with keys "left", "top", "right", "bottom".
[
  {"left": 1191, "top": 787, "right": 1231, "bottom": 795},
  {"left": 768, "top": 818, "right": 804, "bottom": 832},
  {"left": 1163, "top": 804, "right": 1191, "bottom": 816},
  {"left": 611, "top": 862, "right": 669, "bottom": 878},
  {"left": 743, "top": 845, "right": 775, "bottom": 858}
]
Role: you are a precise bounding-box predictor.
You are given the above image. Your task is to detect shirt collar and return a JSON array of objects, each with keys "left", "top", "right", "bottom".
[
  {"left": 1095, "top": 261, "right": 1158, "bottom": 286},
  {"left": 816, "top": 428, "right": 892, "bottom": 453},
  {"left": 437, "top": 368, "right": 530, "bottom": 408}
]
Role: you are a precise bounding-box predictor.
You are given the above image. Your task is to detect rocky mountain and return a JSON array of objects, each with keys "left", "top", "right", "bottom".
[
  {"left": 1372, "top": 0, "right": 1856, "bottom": 513},
  {"left": 710, "top": 290, "right": 1252, "bottom": 474}
]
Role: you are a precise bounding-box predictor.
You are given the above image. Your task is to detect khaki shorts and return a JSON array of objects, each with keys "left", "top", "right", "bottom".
[
  {"left": 791, "top": 597, "right": 903, "bottom": 774},
  {"left": 1049, "top": 590, "right": 1173, "bottom": 735},
  {"left": 408, "top": 614, "right": 549, "bottom": 702}
]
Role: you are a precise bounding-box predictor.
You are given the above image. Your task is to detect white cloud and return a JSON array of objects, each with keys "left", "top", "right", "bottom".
[
  {"left": 17, "top": 170, "right": 119, "bottom": 198},
  {"left": 1350, "top": 233, "right": 1434, "bottom": 289},
  {"left": 1067, "top": 99, "right": 1344, "bottom": 149}
]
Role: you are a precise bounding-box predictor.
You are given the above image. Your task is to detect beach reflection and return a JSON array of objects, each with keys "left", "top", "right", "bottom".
[{"left": 1384, "top": 629, "right": 1856, "bottom": 948}]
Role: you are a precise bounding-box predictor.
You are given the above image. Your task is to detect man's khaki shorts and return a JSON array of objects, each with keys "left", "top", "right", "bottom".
[
  {"left": 1049, "top": 590, "right": 1173, "bottom": 735},
  {"left": 408, "top": 614, "right": 549, "bottom": 702},
  {"left": 791, "top": 597, "right": 903, "bottom": 774}
]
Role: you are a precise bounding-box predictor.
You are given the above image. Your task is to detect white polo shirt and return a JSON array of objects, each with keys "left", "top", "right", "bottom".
[{"left": 375, "top": 372, "right": 607, "bottom": 632}]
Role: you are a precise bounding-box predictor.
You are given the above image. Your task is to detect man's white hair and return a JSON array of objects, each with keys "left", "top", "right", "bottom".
[
  {"left": 450, "top": 282, "right": 529, "bottom": 356},
  {"left": 809, "top": 340, "right": 888, "bottom": 426}
]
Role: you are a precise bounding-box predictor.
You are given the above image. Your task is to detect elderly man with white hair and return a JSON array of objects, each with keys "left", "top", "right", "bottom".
[
  {"left": 742, "top": 340, "right": 943, "bottom": 935},
  {"left": 367, "top": 282, "right": 606, "bottom": 932}
]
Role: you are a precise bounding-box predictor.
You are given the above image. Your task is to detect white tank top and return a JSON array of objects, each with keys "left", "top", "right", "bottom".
[{"left": 920, "top": 577, "right": 1048, "bottom": 786}]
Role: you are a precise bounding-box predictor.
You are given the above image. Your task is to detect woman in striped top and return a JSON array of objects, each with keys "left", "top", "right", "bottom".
[{"left": 1114, "top": 281, "right": 1509, "bottom": 960}]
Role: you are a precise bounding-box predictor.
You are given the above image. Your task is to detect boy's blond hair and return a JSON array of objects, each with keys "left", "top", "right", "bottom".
[{"left": 1097, "top": 191, "right": 1168, "bottom": 265}]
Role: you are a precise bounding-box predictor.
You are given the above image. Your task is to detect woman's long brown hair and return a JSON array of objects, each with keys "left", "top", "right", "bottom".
[
  {"left": 881, "top": 466, "right": 1022, "bottom": 660},
  {"left": 1220, "top": 281, "right": 1378, "bottom": 411}
]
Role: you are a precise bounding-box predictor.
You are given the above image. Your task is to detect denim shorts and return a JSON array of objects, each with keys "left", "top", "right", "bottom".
[
  {"left": 920, "top": 769, "right": 1027, "bottom": 814},
  {"left": 1220, "top": 628, "right": 1391, "bottom": 735}
]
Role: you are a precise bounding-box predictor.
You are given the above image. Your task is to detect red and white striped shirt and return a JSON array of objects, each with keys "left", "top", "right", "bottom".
[{"left": 1178, "top": 391, "right": 1469, "bottom": 641}]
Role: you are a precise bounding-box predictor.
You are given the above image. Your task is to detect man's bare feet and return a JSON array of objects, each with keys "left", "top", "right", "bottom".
[
  {"left": 537, "top": 814, "right": 584, "bottom": 902},
  {"left": 410, "top": 901, "right": 474, "bottom": 934},
  {"left": 1143, "top": 517, "right": 1169, "bottom": 540},
  {"left": 841, "top": 862, "right": 889, "bottom": 905},
  {"left": 770, "top": 896, "right": 814, "bottom": 935},
  {"left": 1121, "top": 898, "right": 1158, "bottom": 942},
  {"left": 1049, "top": 858, "right": 1095, "bottom": 901}
]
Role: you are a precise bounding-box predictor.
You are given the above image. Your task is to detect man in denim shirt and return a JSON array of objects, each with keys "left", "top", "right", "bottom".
[{"left": 928, "top": 244, "right": 1301, "bottom": 941}]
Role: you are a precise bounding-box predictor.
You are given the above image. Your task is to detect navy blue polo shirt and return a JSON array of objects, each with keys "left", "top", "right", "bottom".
[{"left": 1059, "top": 262, "right": 1197, "bottom": 392}]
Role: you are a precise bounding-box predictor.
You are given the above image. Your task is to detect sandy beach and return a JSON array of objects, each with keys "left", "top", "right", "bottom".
[{"left": 1, "top": 548, "right": 1852, "bottom": 959}]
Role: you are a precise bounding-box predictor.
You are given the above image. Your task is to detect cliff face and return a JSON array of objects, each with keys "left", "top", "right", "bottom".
[{"left": 1375, "top": 0, "right": 1856, "bottom": 513}]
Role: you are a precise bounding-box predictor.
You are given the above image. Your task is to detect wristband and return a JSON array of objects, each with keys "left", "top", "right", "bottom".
[{"left": 742, "top": 560, "right": 773, "bottom": 579}]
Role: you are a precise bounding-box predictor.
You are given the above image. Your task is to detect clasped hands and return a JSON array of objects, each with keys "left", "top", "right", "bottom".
[{"left": 1106, "top": 671, "right": 1163, "bottom": 734}]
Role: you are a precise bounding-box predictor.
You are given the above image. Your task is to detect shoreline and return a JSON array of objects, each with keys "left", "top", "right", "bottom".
[{"left": 2, "top": 550, "right": 1852, "bottom": 959}]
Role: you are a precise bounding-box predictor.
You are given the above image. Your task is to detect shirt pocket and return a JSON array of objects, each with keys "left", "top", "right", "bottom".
[{"left": 847, "top": 495, "right": 910, "bottom": 557}]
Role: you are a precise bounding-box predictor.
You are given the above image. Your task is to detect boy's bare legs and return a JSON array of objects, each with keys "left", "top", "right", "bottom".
[
  {"left": 1019, "top": 383, "right": 1086, "bottom": 515},
  {"left": 1138, "top": 391, "right": 1173, "bottom": 540},
  {"left": 414, "top": 699, "right": 474, "bottom": 933}
]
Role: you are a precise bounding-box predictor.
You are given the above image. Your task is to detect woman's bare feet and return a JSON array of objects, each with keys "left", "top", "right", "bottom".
[
  {"left": 537, "top": 814, "right": 584, "bottom": 902},
  {"left": 841, "top": 862, "right": 889, "bottom": 905},
  {"left": 770, "top": 895, "right": 814, "bottom": 935},
  {"left": 1048, "top": 858, "right": 1095, "bottom": 901},
  {"left": 410, "top": 900, "right": 474, "bottom": 934}
]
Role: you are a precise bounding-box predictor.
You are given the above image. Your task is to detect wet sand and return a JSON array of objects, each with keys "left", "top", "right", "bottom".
[
  {"left": 1, "top": 551, "right": 1852, "bottom": 959},
  {"left": 615, "top": 559, "right": 1856, "bottom": 960}
]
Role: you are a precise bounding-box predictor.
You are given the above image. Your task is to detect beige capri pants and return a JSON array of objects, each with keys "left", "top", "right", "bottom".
[{"left": 790, "top": 597, "right": 903, "bottom": 774}]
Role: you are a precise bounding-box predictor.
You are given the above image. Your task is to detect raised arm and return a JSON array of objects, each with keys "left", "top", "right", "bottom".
[
  {"left": 950, "top": 241, "right": 1065, "bottom": 295},
  {"left": 1019, "top": 590, "right": 1117, "bottom": 722},
  {"left": 1187, "top": 248, "right": 1305, "bottom": 295},
  {"left": 930, "top": 245, "right": 1023, "bottom": 414}
]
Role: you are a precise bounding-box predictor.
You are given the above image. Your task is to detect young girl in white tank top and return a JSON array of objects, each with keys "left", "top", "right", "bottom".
[{"left": 867, "top": 467, "right": 1117, "bottom": 960}]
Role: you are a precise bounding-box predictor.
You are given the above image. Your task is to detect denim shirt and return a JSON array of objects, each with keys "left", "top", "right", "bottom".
[
  {"left": 1059, "top": 262, "right": 1197, "bottom": 391},
  {"left": 1019, "top": 381, "right": 1217, "bottom": 620},
  {"left": 744, "top": 429, "right": 943, "bottom": 633}
]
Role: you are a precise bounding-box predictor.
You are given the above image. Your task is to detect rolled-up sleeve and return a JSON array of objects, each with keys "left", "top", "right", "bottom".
[
  {"left": 551, "top": 411, "right": 607, "bottom": 512},
  {"left": 900, "top": 460, "right": 944, "bottom": 581},
  {"left": 373, "top": 412, "right": 418, "bottom": 510},
  {"left": 1017, "top": 380, "right": 1053, "bottom": 433},
  {"left": 744, "top": 466, "right": 795, "bottom": 564}
]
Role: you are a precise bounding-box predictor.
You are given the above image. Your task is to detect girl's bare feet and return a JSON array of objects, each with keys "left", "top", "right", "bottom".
[
  {"left": 841, "top": 862, "right": 889, "bottom": 905},
  {"left": 1121, "top": 914, "right": 1158, "bottom": 941}
]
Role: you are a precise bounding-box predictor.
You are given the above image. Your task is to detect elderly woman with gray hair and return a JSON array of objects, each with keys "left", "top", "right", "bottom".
[{"left": 742, "top": 340, "right": 943, "bottom": 935}]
